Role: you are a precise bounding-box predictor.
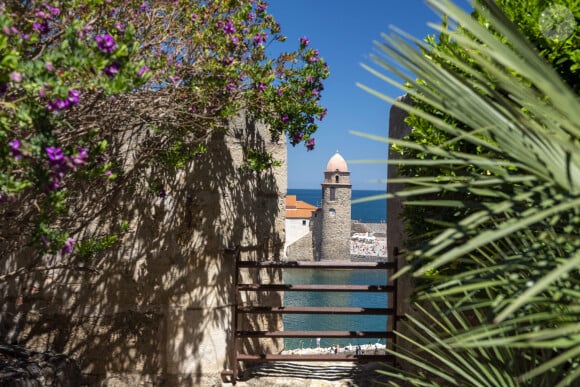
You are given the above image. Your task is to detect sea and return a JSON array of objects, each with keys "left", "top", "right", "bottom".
[
  {"left": 288, "top": 188, "right": 387, "bottom": 223},
  {"left": 283, "top": 189, "right": 388, "bottom": 350}
]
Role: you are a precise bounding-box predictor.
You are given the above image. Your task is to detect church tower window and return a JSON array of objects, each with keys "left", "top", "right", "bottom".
[{"left": 330, "top": 187, "right": 336, "bottom": 201}]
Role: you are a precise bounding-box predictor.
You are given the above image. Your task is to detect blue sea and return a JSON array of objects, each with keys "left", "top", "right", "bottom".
[
  {"left": 283, "top": 189, "right": 388, "bottom": 350},
  {"left": 287, "top": 188, "right": 387, "bottom": 223}
]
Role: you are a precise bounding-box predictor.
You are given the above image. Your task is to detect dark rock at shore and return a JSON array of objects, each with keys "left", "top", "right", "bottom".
[{"left": 0, "top": 343, "right": 81, "bottom": 387}]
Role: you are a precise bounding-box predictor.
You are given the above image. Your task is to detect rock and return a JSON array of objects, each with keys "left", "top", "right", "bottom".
[{"left": 0, "top": 343, "right": 81, "bottom": 387}]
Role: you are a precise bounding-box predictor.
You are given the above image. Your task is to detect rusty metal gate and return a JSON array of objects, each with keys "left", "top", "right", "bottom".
[{"left": 222, "top": 252, "right": 398, "bottom": 383}]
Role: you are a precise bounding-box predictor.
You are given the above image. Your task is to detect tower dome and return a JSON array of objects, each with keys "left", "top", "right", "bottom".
[
  {"left": 318, "top": 151, "right": 351, "bottom": 261},
  {"left": 325, "top": 151, "right": 348, "bottom": 172}
]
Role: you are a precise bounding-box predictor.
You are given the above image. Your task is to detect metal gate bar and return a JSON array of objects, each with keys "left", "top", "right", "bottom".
[{"left": 222, "top": 254, "right": 398, "bottom": 384}]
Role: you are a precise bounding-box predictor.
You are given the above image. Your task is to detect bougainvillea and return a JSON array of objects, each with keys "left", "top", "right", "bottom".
[{"left": 0, "top": 0, "right": 329, "bottom": 255}]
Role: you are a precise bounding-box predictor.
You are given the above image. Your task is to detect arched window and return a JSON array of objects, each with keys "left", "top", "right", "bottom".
[
  {"left": 329, "top": 208, "right": 336, "bottom": 217},
  {"left": 329, "top": 187, "right": 336, "bottom": 201},
  {"left": 335, "top": 175, "right": 339, "bottom": 183}
]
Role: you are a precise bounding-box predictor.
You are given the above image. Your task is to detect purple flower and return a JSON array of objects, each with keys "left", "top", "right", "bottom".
[
  {"left": 226, "top": 81, "right": 236, "bottom": 91},
  {"left": 114, "top": 23, "right": 124, "bottom": 32},
  {"left": 45, "top": 62, "right": 54, "bottom": 71},
  {"left": 47, "top": 98, "right": 71, "bottom": 112},
  {"left": 68, "top": 89, "right": 80, "bottom": 104},
  {"left": 223, "top": 19, "right": 236, "bottom": 35},
  {"left": 308, "top": 49, "right": 319, "bottom": 63},
  {"left": 104, "top": 170, "right": 112, "bottom": 177},
  {"left": 41, "top": 235, "right": 50, "bottom": 248},
  {"left": 137, "top": 65, "right": 150, "bottom": 77},
  {"left": 60, "top": 237, "right": 75, "bottom": 255},
  {"left": 45, "top": 5, "right": 60, "bottom": 17},
  {"left": 104, "top": 62, "right": 120, "bottom": 77},
  {"left": 306, "top": 138, "right": 315, "bottom": 151},
  {"left": 33, "top": 21, "right": 50, "bottom": 34},
  {"left": 281, "top": 114, "right": 289, "bottom": 123},
  {"left": 256, "top": 2, "right": 267, "bottom": 12},
  {"left": 95, "top": 34, "right": 116, "bottom": 54},
  {"left": 0, "top": 82, "right": 7, "bottom": 96},
  {"left": 9, "top": 139, "right": 22, "bottom": 160},
  {"left": 318, "top": 109, "right": 327, "bottom": 121},
  {"left": 256, "top": 82, "right": 267, "bottom": 92},
  {"left": 290, "top": 132, "right": 303, "bottom": 146},
  {"left": 140, "top": 2, "right": 148, "bottom": 11},
  {"left": 46, "top": 146, "right": 65, "bottom": 164},
  {"left": 299, "top": 36, "right": 310, "bottom": 47},
  {"left": 253, "top": 33, "right": 266, "bottom": 45},
  {"left": 10, "top": 72, "right": 22, "bottom": 83},
  {"left": 71, "top": 147, "right": 89, "bottom": 167}
]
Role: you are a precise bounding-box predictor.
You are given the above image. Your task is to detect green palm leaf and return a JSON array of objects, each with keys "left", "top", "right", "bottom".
[{"left": 357, "top": 0, "right": 580, "bottom": 384}]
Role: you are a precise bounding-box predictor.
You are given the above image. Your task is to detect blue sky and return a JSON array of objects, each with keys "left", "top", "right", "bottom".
[{"left": 267, "top": 1, "right": 470, "bottom": 190}]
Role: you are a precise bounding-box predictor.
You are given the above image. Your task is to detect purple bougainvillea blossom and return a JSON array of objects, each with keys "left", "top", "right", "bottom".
[
  {"left": 95, "top": 34, "right": 116, "bottom": 54},
  {"left": 290, "top": 132, "right": 303, "bottom": 145},
  {"left": 306, "top": 138, "right": 316, "bottom": 151},
  {"left": 281, "top": 114, "right": 289, "bottom": 123},
  {"left": 45, "top": 5, "right": 60, "bottom": 17},
  {"left": 47, "top": 98, "right": 71, "bottom": 112},
  {"left": 46, "top": 146, "right": 65, "bottom": 164},
  {"left": 71, "top": 147, "right": 89, "bottom": 167},
  {"left": 253, "top": 33, "right": 266, "bottom": 45},
  {"left": 68, "top": 89, "right": 80, "bottom": 104},
  {"left": 256, "top": 2, "right": 267, "bottom": 12},
  {"left": 10, "top": 72, "right": 22, "bottom": 83},
  {"left": 60, "top": 237, "right": 75, "bottom": 255},
  {"left": 33, "top": 20, "right": 50, "bottom": 34},
  {"left": 9, "top": 139, "right": 22, "bottom": 160},
  {"left": 308, "top": 50, "right": 319, "bottom": 63},
  {"left": 137, "top": 65, "right": 149, "bottom": 77},
  {"left": 223, "top": 19, "right": 236, "bottom": 35},
  {"left": 299, "top": 36, "right": 310, "bottom": 47},
  {"left": 104, "top": 62, "right": 120, "bottom": 77},
  {"left": 256, "top": 82, "right": 267, "bottom": 92}
]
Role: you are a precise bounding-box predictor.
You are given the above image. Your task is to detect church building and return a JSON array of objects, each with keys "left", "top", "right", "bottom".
[
  {"left": 284, "top": 151, "right": 352, "bottom": 261},
  {"left": 319, "top": 151, "right": 352, "bottom": 260}
]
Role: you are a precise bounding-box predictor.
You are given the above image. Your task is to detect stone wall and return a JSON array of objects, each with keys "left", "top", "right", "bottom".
[
  {"left": 386, "top": 95, "right": 414, "bottom": 352},
  {"left": 0, "top": 108, "right": 286, "bottom": 386},
  {"left": 285, "top": 232, "right": 315, "bottom": 261},
  {"left": 320, "top": 184, "right": 352, "bottom": 261}
]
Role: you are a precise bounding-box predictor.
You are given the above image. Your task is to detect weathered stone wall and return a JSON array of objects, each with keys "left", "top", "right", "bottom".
[
  {"left": 285, "top": 233, "right": 315, "bottom": 261},
  {"left": 386, "top": 95, "right": 414, "bottom": 352},
  {"left": 320, "top": 172, "right": 352, "bottom": 261},
  {"left": 0, "top": 109, "right": 285, "bottom": 386},
  {"left": 285, "top": 218, "right": 312, "bottom": 251}
]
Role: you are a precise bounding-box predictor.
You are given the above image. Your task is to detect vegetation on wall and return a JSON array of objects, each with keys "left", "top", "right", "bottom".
[
  {"left": 0, "top": 0, "right": 328, "bottom": 256},
  {"left": 358, "top": 0, "right": 580, "bottom": 384}
]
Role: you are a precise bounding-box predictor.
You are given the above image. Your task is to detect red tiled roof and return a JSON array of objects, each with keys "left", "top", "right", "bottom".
[{"left": 285, "top": 195, "right": 318, "bottom": 219}]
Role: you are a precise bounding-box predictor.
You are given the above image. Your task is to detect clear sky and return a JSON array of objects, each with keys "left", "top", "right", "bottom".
[{"left": 267, "top": 0, "right": 470, "bottom": 190}]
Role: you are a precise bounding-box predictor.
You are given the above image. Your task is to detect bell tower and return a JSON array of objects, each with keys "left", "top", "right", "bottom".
[{"left": 320, "top": 151, "right": 351, "bottom": 260}]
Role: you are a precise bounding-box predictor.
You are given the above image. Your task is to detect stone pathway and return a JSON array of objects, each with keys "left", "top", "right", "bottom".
[{"left": 228, "top": 361, "right": 392, "bottom": 386}]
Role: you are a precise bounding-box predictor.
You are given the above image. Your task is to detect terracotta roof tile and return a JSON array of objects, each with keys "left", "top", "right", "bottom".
[{"left": 285, "top": 196, "right": 318, "bottom": 219}]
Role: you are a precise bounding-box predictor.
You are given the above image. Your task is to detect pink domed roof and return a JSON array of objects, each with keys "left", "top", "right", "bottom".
[{"left": 325, "top": 152, "right": 348, "bottom": 172}]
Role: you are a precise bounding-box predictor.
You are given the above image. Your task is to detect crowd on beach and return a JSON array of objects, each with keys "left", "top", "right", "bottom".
[
  {"left": 350, "top": 238, "right": 387, "bottom": 257},
  {"left": 282, "top": 342, "right": 387, "bottom": 356}
]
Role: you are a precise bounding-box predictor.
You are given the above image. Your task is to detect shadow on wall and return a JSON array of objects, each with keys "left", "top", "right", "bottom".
[{"left": 0, "top": 98, "right": 284, "bottom": 385}]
